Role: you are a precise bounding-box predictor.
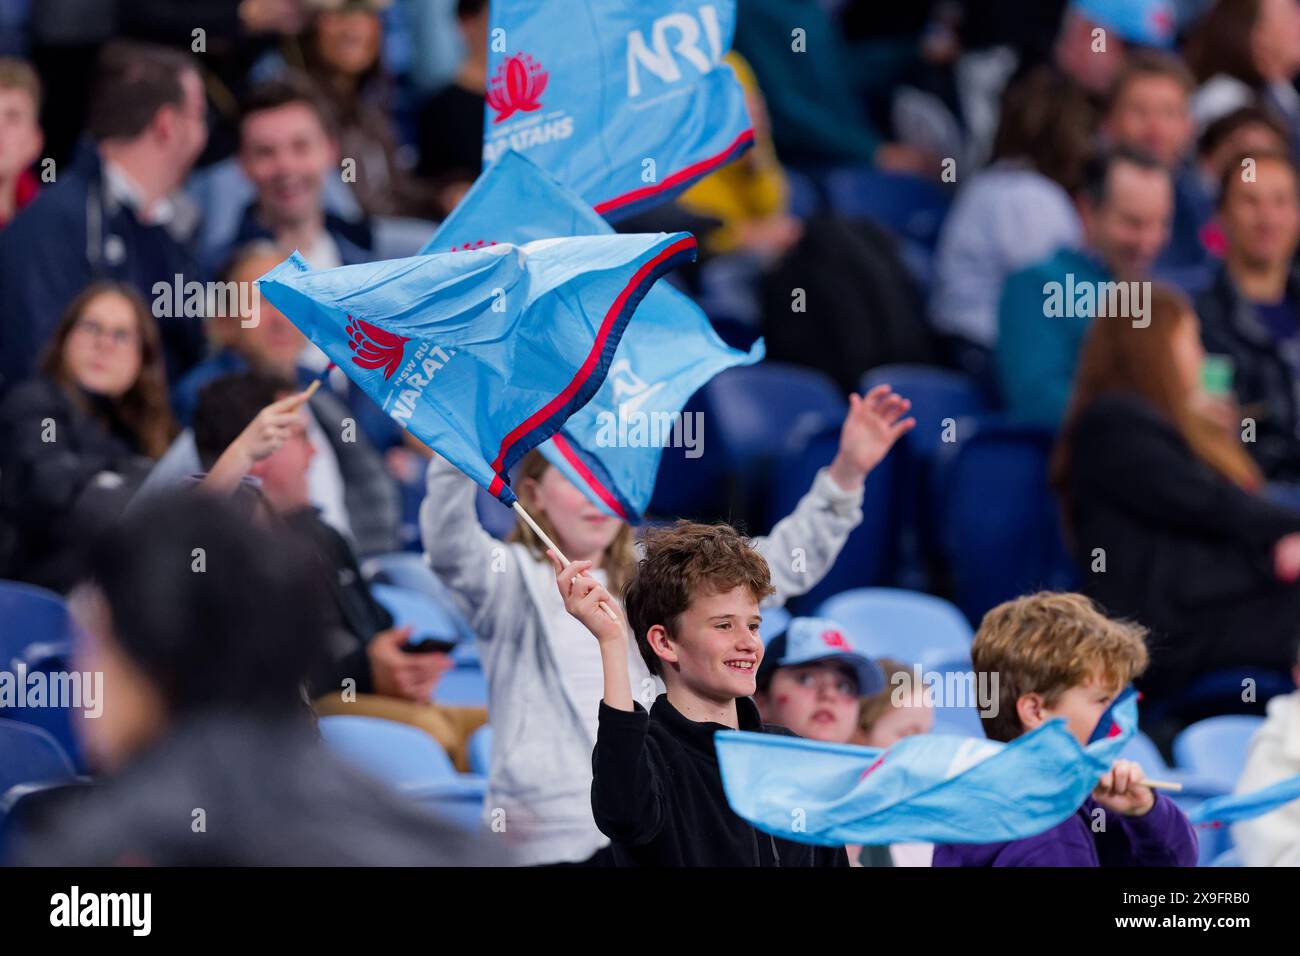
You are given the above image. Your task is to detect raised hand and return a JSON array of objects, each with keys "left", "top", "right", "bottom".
[
  {"left": 547, "top": 552, "right": 628, "bottom": 646},
  {"left": 827, "top": 385, "right": 916, "bottom": 490},
  {"left": 1093, "top": 758, "right": 1156, "bottom": 818}
]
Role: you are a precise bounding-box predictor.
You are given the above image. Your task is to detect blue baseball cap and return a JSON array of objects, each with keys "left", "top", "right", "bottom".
[
  {"left": 757, "top": 617, "right": 885, "bottom": 696},
  {"left": 1071, "top": 0, "right": 1176, "bottom": 48}
]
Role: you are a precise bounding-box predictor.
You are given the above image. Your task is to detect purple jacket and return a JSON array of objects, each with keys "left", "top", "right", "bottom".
[{"left": 932, "top": 793, "right": 1199, "bottom": 867}]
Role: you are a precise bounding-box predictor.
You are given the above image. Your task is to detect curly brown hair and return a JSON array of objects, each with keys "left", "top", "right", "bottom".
[{"left": 623, "top": 520, "right": 774, "bottom": 677}]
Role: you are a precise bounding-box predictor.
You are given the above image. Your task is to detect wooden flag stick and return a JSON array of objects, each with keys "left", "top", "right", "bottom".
[
  {"left": 1137, "top": 778, "right": 1183, "bottom": 792},
  {"left": 512, "top": 500, "right": 620, "bottom": 622}
]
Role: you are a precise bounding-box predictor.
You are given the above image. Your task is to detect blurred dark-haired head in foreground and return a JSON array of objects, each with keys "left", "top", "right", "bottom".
[{"left": 6, "top": 491, "right": 503, "bottom": 866}]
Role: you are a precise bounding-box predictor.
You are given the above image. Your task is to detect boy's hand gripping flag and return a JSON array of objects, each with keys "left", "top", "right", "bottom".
[
  {"left": 423, "top": 150, "right": 762, "bottom": 520},
  {"left": 715, "top": 690, "right": 1139, "bottom": 846},
  {"left": 258, "top": 233, "right": 696, "bottom": 505},
  {"left": 483, "top": 0, "right": 753, "bottom": 220}
]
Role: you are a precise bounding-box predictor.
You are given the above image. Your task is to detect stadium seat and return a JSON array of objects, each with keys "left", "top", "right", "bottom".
[
  {"left": 0, "top": 581, "right": 83, "bottom": 770},
  {"left": 1172, "top": 716, "right": 1265, "bottom": 790},
  {"left": 935, "top": 420, "right": 1078, "bottom": 624},
  {"left": 823, "top": 167, "right": 951, "bottom": 251},
  {"left": 929, "top": 700, "right": 986, "bottom": 738},
  {"left": 1121, "top": 731, "right": 1173, "bottom": 776},
  {"left": 434, "top": 666, "right": 489, "bottom": 708},
  {"left": 761, "top": 605, "right": 791, "bottom": 642},
  {"left": 0, "top": 717, "right": 75, "bottom": 797},
  {"left": 767, "top": 423, "right": 897, "bottom": 612},
  {"left": 859, "top": 366, "right": 992, "bottom": 589},
  {"left": 468, "top": 724, "right": 492, "bottom": 776},
  {"left": 319, "top": 715, "right": 486, "bottom": 830},
  {"left": 814, "top": 588, "right": 972, "bottom": 672},
  {"left": 362, "top": 554, "right": 480, "bottom": 664},
  {"left": 655, "top": 362, "right": 846, "bottom": 526}
]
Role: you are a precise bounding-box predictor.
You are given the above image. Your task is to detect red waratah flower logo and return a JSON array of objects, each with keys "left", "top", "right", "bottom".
[
  {"left": 345, "top": 316, "right": 410, "bottom": 380},
  {"left": 821, "top": 629, "right": 851, "bottom": 651},
  {"left": 487, "top": 53, "right": 548, "bottom": 124}
]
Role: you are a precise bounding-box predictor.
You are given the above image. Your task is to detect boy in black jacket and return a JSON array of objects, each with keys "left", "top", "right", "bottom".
[{"left": 548, "top": 521, "right": 848, "bottom": 866}]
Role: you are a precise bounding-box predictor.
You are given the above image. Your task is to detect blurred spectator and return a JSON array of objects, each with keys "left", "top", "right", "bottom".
[
  {"left": 733, "top": 0, "right": 938, "bottom": 173},
  {"left": 173, "top": 243, "right": 401, "bottom": 554},
  {"left": 931, "top": 66, "right": 1092, "bottom": 377},
  {"left": 1052, "top": 283, "right": 1300, "bottom": 700},
  {"left": 202, "top": 75, "right": 374, "bottom": 274},
  {"left": 0, "top": 282, "right": 176, "bottom": 591},
  {"left": 1100, "top": 51, "right": 1214, "bottom": 289},
  {"left": 1186, "top": 0, "right": 1300, "bottom": 158},
  {"left": 0, "top": 57, "right": 42, "bottom": 229},
  {"left": 1052, "top": 0, "right": 1177, "bottom": 97},
  {"left": 1196, "top": 105, "right": 1289, "bottom": 205},
  {"left": 677, "top": 54, "right": 934, "bottom": 391},
  {"left": 415, "top": 0, "right": 485, "bottom": 216},
  {"left": 996, "top": 147, "right": 1172, "bottom": 426},
  {"left": 1232, "top": 633, "right": 1300, "bottom": 864},
  {"left": 118, "top": 0, "right": 309, "bottom": 167},
  {"left": 1196, "top": 150, "right": 1300, "bottom": 481},
  {"left": 294, "top": 0, "right": 436, "bottom": 218},
  {"left": 5, "top": 491, "right": 498, "bottom": 865},
  {"left": 25, "top": 0, "right": 115, "bottom": 166},
  {"left": 852, "top": 656, "right": 935, "bottom": 867},
  {"left": 854, "top": 658, "right": 936, "bottom": 748},
  {"left": 0, "top": 41, "right": 207, "bottom": 390},
  {"left": 192, "top": 372, "right": 483, "bottom": 768}
]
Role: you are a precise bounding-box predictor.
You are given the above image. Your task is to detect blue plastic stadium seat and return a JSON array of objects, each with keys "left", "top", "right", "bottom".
[
  {"left": 0, "top": 581, "right": 83, "bottom": 769},
  {"left": 1120, "top": 731, "right": 1172, "bottom": 775},
  {"left": 705, "top": 363, "right": 847, "bottom": 473},
  {"left": 319, "top": 715, "right": 487, "bottom": 831},
  {"left": 760, "top": 605, "right": 791, "bottom": 643},
  {"left": 859, "top": 366, "right": 993, "bottom": 589},
  {"left": 935, "top": 420, "right": 1078, "bottom": 624},
  {"left": 0, "top": 718, "right": 75, "bottom": 796},
  {"left": 468, "top": 724, "right": 493, "bottom": 776},
  {"left": 435, "top": 666, "right": 489, "bottom": 708},
  {"left": 767, "top": 423, "right": 897, "bottom": 612},
  {"left": 823, "top": 167, "right": 951, "bottom": 250},
  {"left": 1172, "top": 716, "right": 1265, "bottom": 790},
  {"left": 814, "top": 588, "right": 972, "bottom": 672}
]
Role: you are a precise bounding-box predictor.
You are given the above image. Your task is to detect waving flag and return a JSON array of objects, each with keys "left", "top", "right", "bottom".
[
  {"left": 483, "top": 0, "right": 753, "bottom": 220},
  {"left": 423, "top": 151, "right": 762, "bottom": 520},
  {"left": 258, "top": 233, "right": 695, "bottom": 503},
  {"left": 715, "top": 691, "right": 1138, "bottom": 846},
  {"left": 1191, "top": 773, "right": 1300, "bottom": 828}
]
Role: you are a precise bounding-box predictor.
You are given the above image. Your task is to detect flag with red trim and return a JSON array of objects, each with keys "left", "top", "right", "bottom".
[
  {"left": 422, "top": 151, "right": 762, "bottom": 520},
  {"left": 257, "top": 234, "right": 695, "bottom": 504},
  {"left": 482, "top": 0, "right": 753, "bottom": 221}
]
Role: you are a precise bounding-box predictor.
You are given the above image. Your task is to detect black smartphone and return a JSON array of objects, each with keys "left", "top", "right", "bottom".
[{"left": 400, "top": 636, "right": 457, "bottom": 654}]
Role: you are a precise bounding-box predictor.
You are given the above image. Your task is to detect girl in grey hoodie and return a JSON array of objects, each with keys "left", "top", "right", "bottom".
[{"left": 419, "top": 386, "right": 914, "bottom": 864}]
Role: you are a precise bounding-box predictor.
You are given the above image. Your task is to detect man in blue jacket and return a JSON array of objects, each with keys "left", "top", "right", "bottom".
[
  {"left": 995, "top": 147, "right": 1172, "bottom": 427},
  {"left": 0, "top": 41, "right": 208, "bottom": 393}
]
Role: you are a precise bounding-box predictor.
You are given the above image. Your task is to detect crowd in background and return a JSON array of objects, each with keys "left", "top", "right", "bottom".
[{"left": 1, "top": 0, "right": 1300, "bottom": 866}]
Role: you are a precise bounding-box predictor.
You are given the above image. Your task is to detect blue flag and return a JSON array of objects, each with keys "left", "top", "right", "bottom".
[
  {"left": 258, "top": 233, "right": 696, "bottom": 504},
  {"left": 423, "top": 150, "right": 762, "bottom": 520},
  {"left": 483, "top": 0, "right": 753, "bottom": 220},
  {"left": 1190, "top": 773, "right": 1300, "bottom": 828},
  {"left": 715, "top": 691, "right": 1138, "bottom": 846}
]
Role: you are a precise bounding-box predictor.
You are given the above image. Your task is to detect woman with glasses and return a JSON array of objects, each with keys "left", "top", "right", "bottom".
[{"left": 0, "top": 281, "right": 176, "bottom": 591}]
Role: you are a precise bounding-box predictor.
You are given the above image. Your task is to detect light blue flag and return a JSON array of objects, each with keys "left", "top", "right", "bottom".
[
  {"left": 1191, "top": 773, "right": 1300, "bottom": 828},
  {"left": 715, "top": 691, "right": 1138, "bottom": 847},
  {"left": 258, "top": 233, "right": 696, "bottom": 504},
  {"left": 483, "top": 0, "right": 753, "bottom": 220},
  {"left": 422, "top": 150, "right": 762, "bottom": 520}
]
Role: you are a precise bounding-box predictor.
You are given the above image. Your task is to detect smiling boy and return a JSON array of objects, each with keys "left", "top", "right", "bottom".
[
  {"left": 932, "top": 592, "right": 1198, "bottom": 867},
  {"left": 550, "top": 521, "right": 848, "bottom": 866}
]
